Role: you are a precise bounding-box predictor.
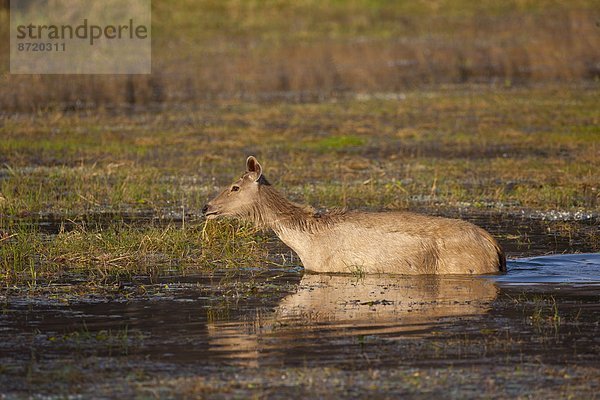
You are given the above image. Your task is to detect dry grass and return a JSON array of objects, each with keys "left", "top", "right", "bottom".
[
  {"left": 1, "top": 0, "right": 599, "bottom": 111},
  {"left": 0, "top": 0, "right": 598, "bottom": 282}
]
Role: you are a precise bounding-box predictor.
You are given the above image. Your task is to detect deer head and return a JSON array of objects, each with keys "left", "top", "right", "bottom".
[{"left": 202, "top": 156, "right": 268, "bottom": 220}]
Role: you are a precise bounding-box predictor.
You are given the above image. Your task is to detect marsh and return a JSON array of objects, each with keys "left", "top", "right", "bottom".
[{"left": 0, "top": 0, "right": 598, "bottom": 398}]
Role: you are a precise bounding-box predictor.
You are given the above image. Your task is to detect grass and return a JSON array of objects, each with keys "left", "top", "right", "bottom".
[
  {"left": 0, "top": 219, "right": 269, "bottom": 284},
  {"left": 1, "top": 3, "right": 598, "bottom": 398},
  {"left": 307, "top": 135, "right": 366, "bottom": 151},
  {"left": 1, "top": 85, "right": 597, "bottom": 215},
  {"left": 0, "top": 1, "right": 598, "bottom": 283},
  {"left": 0, "top": 84, "right": 598, "bottom": 283},
  {"left": 1, "top": 0, "right": 599, "bottom": 111},
  {"left": 529, "top": 295, "right": 561, "bottom": 332}
]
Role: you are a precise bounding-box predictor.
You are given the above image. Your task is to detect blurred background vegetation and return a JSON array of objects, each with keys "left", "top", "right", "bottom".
[{"left": 1, "top": 0, "right": 598, "bottom": 111}]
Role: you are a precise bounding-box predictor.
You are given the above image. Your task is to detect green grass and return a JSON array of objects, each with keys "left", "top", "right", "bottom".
[
  {"left": 1, "top": 85, "right": 596, "bottom": 215},
  {"left": 0, "top": 219, "right": 269, "bottom": 284},
  {"left": 0, "top": 85, "right": 598, "bottom": 283},
  {"left": 306, "top": 135, "right": 366, "bottom": 151}
]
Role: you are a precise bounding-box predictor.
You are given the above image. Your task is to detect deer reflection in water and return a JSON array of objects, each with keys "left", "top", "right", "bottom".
[{"left": 206, "top": 273, "right": 498, "bottom": 366}]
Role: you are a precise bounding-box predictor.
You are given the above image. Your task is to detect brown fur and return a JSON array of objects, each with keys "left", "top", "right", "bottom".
[{"left": 203, "top": 156, "right": 506, "bottom": 275}]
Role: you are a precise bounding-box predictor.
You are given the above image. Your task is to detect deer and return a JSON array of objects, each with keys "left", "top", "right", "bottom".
[{"left": 202, "top": 156, "right": 506, "bottom": 275}]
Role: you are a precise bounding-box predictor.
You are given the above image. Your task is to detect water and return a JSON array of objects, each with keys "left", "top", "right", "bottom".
[
  {"left": 1, "top": 254, "right": 599, "bottom": 397},
  {"left": 1, "top": 208, "right": 599, "bottom": 396},
  {"left": 499, "top": 253, "right": 600, "bottom": 284}
]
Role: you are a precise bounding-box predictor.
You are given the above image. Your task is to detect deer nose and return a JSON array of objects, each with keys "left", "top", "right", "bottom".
[{"left": 201, "top": 204, "right": 209, "bottom": 215}]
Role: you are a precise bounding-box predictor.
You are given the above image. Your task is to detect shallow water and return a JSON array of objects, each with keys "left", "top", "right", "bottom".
[
  {"left": 1, "top": 253, "right": 599, "bottom": 397},
  {"left": 499, "top": 253, "right": 600, "bottom": 285}
]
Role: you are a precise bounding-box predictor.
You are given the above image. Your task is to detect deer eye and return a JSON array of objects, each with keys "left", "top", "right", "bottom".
[{"left": 231, "top": 185, "right": 240, "bottom": 192}]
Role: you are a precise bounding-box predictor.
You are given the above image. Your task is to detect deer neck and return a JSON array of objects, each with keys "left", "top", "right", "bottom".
[{"left": 247, "top": 186, "right": 317, "bottom": 250}]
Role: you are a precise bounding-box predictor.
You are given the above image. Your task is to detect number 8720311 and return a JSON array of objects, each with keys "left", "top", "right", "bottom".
[{"left": 17, "top": 42, "right": 66, "bottom": 52}]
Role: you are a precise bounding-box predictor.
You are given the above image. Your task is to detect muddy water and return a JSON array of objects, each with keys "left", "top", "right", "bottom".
[{"left": 0, "top": 212, "right": 599, "bottom": 398}]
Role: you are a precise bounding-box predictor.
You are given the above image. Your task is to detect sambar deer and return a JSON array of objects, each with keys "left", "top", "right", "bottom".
[{"left": 202, "top": 156, "right": 506, "bottom": 274}]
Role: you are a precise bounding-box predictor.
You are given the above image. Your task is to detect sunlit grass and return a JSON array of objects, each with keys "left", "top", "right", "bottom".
[
  {"left": 0, "top": 85, "right": 597, "bottom": 283},
  {"left": 0, "top": 86, "right": 597, "bottom": 216},
  {"left": 0, "top": 219, "right": 268, "bottom": 284}
]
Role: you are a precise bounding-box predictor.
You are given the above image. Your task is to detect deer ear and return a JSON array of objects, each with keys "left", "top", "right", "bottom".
[{"left": 246, "top": 156, "right": 263, "bottom": 181}]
